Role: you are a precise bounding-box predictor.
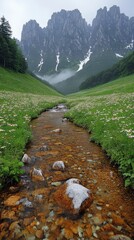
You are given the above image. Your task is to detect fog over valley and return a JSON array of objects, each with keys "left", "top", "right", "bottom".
[{"left": 37, "top": 69, "right": 76, "bottom": 85}]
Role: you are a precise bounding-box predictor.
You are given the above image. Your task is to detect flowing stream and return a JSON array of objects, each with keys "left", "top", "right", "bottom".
[{"left": 0, "top": 105, "right": 133, "bottom": 240}]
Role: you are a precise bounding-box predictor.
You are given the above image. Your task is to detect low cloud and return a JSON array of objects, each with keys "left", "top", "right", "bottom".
[{"left": 37, "top": 69, "right": 76, "bottom": 85}]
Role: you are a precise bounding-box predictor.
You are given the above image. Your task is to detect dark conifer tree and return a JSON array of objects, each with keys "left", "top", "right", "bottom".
[
  {"left": 0, "top": 16, "right": 12, "bottom": 39},
  {"left": 0, "top": 16, "right": 27, "bottom": 72}
]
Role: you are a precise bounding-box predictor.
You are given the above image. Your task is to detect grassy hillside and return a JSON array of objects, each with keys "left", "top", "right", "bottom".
[
  {"left": 0, "top": 67, "right": 63, "bottom": 188},
  {"left": 80, "top": 51, "right": 134, "bottom": 90},
  {"left": 66, "top": 74, "right": 134, "bottom": 188},
  {"left": 70, "top": 74, "right": 134, "bottom": 97},
  {"left": 0, "top": 67, "right": 61, "bottom": 96}
]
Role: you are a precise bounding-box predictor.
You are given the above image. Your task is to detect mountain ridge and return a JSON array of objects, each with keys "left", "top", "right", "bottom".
[{"left": 20, "top": 5, "right": 134, "bottom": 93}]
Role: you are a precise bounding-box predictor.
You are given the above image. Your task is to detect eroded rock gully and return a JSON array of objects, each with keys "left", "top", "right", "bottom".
[{"left": 0, "top": 105, "right": 134, "bottom": 240}]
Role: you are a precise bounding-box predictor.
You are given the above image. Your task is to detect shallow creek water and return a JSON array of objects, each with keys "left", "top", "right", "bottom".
[{"left": 0, "top": 105, "right": 134, "bottom": 240}]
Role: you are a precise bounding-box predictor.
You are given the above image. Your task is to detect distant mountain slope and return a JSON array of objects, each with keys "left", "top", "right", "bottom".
[
  {"left": 54, "top": 49, "right": 118, "bottom": 94},
  {"left": 20, "top": 6, "right": 134, "bottom": 93},
  {"left": 0, "top": 67, "right": 61, "bottom": 96},
  {"left": 80, "top": 51, "right": 134, "bottom": 90}
]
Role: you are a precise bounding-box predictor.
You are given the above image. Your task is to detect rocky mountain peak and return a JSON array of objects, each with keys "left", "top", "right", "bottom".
[
  {"left": 109, "top": 5, "right": 120, "bottom": 17},
  {"left": 47, "top": 8, "right": 87, "bottom": 34},
  {"left": 20, "top": 6, "right": 134, "bottom": 89},
  {"left": 21, "top": 20, "right": 42, "bottom": 39},
  {"left": 92, "top": 7, "right": 108, "bottom": 30},
  {"left": 96, "top": 6, "right": 107, "bottom": 17},
  {"left": 21, "top": 9, "right": 90, "bottom": 74},
  {"left": 90, "top": 5, "right": 133, "bottom": 53}
]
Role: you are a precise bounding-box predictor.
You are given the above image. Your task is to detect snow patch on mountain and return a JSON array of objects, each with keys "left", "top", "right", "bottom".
[
  {"left": 125, "top": 40, "right": 134, "bottom": 50},
  {"left": 115, "top": 53, "right": 123, "bottom": 58},
  {"left": 38, "top": 50, "right": 44, "bottom": 72},
  {"left": 55, "top": 52, "right": 60, "bottom": 72},
  {"left": 67, "top": 57, "right": 70, "bottom": 62},
  {"left": 77, "top": 48, "right": 92, "bottom": 72}
]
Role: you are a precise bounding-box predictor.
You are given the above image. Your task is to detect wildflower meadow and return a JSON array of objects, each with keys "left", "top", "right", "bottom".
[{"left": 66, "top": 90, "right": 134, "bottom": 188}]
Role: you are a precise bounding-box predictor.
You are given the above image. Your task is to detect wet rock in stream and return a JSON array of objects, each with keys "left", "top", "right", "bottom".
[
  {"left": 53, "top": 178, "right": 93, "bottom": 216},
  {"left": 51, "top": 128, "right": 62, "bottom": 133},
  {"left": 52, "top": 160, "right": 65, "bottom": 171},
  {"left": 39, "top": 145, "right": 50, "bottom": 151},
  {"left": 30, "top": 167, "right": 45, "bottom": 182},
  {"left": 22, "top": 153, "right": 31, "bottom": 164}
]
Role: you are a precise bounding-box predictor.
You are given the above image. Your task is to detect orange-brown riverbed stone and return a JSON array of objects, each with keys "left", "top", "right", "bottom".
[
  {"left": 1, "top": 210, "right": 16, "bottom": 220},
  {"left": 111, "top": 213, "right": 126, "bottom": 226},
  {"left": 85, "top": 223, "right": 92, "bottom": 238},
  {"left": 4, "top": 195, "right": 21, "bottom": 206},
  {"left": 35, "top": 229, "right": 44, "bottom": 239}
]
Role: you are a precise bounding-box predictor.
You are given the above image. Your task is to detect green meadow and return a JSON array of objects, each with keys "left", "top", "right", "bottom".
[
  {"left": 0, "top": 67, "right": 134, "bottom": 188},
  {"left": 0, "top": 67, "right": 61, "bottom": 95},
  {"left": 65, "top": 74, "right": 134, "bottom": 188}
]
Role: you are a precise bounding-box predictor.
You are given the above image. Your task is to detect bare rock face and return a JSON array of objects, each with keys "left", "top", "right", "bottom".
[
  {"left": 53, "top": 178, "right": 93, "bottom": 216},
  {"left": 52, "top": 161, "right": 65, "bottom": 171}
]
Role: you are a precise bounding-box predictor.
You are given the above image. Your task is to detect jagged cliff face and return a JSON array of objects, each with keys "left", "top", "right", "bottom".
[
  {"left": 21, "top": 6, "right": 134, "bottom": 85},
  {"left": 21, "top": 20, "right": 44, "bottom": 72},
  {"left": 90, "top": 6, "right": 133, "bottom": 54},
  {"left": 21, "top": 9, "right": 90, "bottom": 74}
]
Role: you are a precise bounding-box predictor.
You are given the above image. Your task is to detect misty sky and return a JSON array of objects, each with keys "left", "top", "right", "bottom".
[{"left": 0, "top": 0, "right": 134, "bottom": 40}]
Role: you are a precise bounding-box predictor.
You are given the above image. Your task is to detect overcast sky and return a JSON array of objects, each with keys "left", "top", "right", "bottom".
[{"left": 0, "top": 0, "right": 134, "bottom": 40}]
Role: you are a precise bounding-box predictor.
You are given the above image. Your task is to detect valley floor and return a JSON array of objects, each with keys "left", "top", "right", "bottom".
[{"left": 0, "top": 70, "right": 134, "bottom": 189}]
